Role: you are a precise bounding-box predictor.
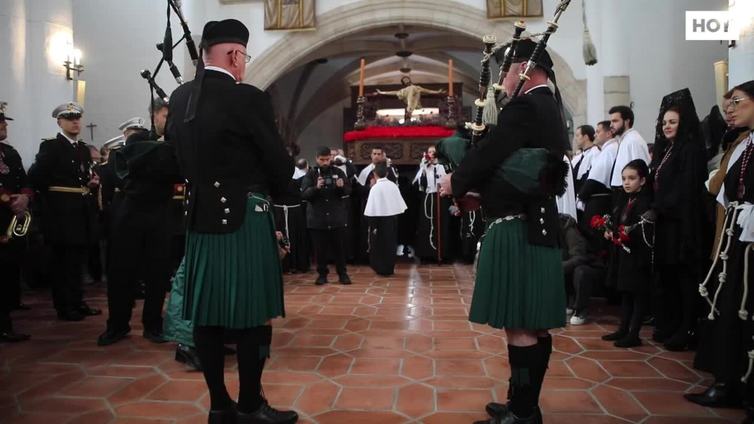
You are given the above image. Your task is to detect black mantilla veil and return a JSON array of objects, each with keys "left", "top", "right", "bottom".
[{"left": 652, "top": 88, "right": 704, "bottom": 166}]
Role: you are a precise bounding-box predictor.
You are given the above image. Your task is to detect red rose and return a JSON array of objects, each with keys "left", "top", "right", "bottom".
[
  {"left": 618, "top": 225, "right": 630, "bottom": 243},
  {"left": 590, "top": 215, "right": 605, "bottom": 229}
]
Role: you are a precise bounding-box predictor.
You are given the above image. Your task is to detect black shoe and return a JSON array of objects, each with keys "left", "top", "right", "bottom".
[
  {"left": 338, "top": 274, "right": 352, "bottom": 285},
  {"left": 602, "top": 329, "right": 627, "bottom": 341},
  {"left": 652, "top": 329, "right": 670, "bottom": 343},
  {"left": 143, "top": 329, "right": 167, "bottom": 344},
  {"left": 315, "top": 275, "right": 328, "bottom": 285},
  {"left": 684, "top": 383, "right": 742, "bottom": 408},
  {"left": 474, "top": 407, "right": 541, "bottom": 424},
  {"left": 614, "top": 335, "right": 642, "bottom": 348},
  {"left": 486, "top": 401, "right": 508, "bottom": 417},
  {"left": 664, "top": 330, "right": 692, "bottom": 352},
  {"left": 58, "top": 309, "right": 85, "bottom": 321},
  {"left": 485, "top": 403, "right": 542, "bottom": 421},
  {"left": 97, "top": 328, "right": 130, "bottom": 346},
  {"left": 13, "top": 303, "right": 31, "bottom": 311},
  {"left": 175, "top": 344, "right": 202, "bottom": 371},
  {"left": 237, "top": 400, "right": 298, "bottom": 424},
  {"left": 224, "top": 345, "right": 236, "bottom": 356},
  {"left": 78, "top": 303, "right": 102, "bottom": 316},
  {"left": 0, "top": 330, "right": 31, "bottom": 343},
  {"left": 209, "top": 405, "right": 237, "bottom": 424}
]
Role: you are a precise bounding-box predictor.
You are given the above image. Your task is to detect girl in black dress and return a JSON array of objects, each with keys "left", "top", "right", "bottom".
[{"left": 602, "top": 159, "right": 655, "bottom": 347}]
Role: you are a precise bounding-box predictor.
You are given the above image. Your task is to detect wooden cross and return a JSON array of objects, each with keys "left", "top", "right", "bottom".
[{"left": 86, "top": 122, "right": 97, "bottom": 142}]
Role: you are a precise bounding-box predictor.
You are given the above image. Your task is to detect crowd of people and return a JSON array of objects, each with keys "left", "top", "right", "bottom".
[
  {"left": 557, "top": 83, "right": 754, "bottom": 419},
  {"left": 1, "top": 16, "right": 754, "bottom": 424}
]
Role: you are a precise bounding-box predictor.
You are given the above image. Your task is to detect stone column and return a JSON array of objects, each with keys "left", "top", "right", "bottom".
[{"left": 729, "top": 0, "right": 754, "bottom": 86}]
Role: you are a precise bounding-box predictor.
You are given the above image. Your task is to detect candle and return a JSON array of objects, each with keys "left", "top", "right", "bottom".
[
  {"left": 448, "top": 59, "right": 454, "bottom": 97},
  {"left": 358, "top": 58, "right": 366, "bottom": 97}
]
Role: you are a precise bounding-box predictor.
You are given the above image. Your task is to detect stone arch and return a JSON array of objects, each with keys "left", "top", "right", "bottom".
[{"left": 248, "top": 0, "right": 586, "bottom": 131}]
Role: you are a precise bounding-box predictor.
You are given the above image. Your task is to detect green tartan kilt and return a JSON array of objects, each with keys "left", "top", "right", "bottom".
[
  {"left": 183, "top": 195, "right": 285, "bottom": 329},
  {"left": 469, "top": 218, "right": 566, "bottom": 330}
]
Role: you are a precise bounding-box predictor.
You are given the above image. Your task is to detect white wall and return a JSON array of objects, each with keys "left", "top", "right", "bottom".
[
  {"left": 0, "top": 0, "right": 75, "bottom": 166},
  {"left": 72, "top": 0, "right": 187, "bottom": 148}
]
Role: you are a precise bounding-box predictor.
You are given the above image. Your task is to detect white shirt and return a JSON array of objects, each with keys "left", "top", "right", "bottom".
[
  {"left": 556, "top": 155, "right": 578, "bottom": 221},
  {"left": 204, "top": 66, "right": 237, "bottom": 81},
  {"left": 292, "top": 167, "right": 307, "bottom": 180},
  {"left": 575, "top": 145, "right": 600, "bottom": 181},
  {"left": 412, "top": 161, "right": 447, "bottom": 194},
  {"left": 60, "top": 132, "right": 78, "bottom": 146},
  {"left": 610, "top": 128, "right": 650, "bottom": 187},
  {"left": 717, "top": 132, "right": 754, "bottom": 207},
  {"left": 364, "top": 178, "right": 407, "bottom": 217},
  {"left": 585, "top": 138, "right": 619, "bottom": 189},
  {"left": 357, "top": 164, "right": 375, "bottom": 186}
]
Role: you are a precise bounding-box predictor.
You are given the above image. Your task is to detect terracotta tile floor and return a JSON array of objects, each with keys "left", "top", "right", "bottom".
[{"left": 0, "top": 264, "right": 746, "bottom": 423}]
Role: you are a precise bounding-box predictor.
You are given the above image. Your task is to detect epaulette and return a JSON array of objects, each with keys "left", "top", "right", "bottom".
[{"left": 41, "top": 137, "right": 56, "bottom": 142}]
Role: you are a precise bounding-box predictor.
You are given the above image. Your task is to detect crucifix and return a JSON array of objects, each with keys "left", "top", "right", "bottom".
[{"left": 86, "top": 122, "right": 97, "bottom": 142}]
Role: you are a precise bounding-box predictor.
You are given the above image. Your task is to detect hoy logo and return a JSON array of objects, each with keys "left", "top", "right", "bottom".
[{"left": 686, "top": 11, "right": 739, "bottom": 40}]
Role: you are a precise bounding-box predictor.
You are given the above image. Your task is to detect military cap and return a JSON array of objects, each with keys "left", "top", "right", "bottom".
[
  {"left": 200, "top": 19, "right": 249, "bottom": 48},
  {"left": 118, "top": 117, "right": 147, "bottom": 132},
  {"left": 103, "top": 135, "right": 125, "bottom": 150},
  {"left": 0, "top": 101, "right": 13, "bottom": 121},
  {"left": 52, "top": 102, "right": 84, "bottom": 119},
  {"left": 512, "top": 38, "right": 554, "bottom": 71}
]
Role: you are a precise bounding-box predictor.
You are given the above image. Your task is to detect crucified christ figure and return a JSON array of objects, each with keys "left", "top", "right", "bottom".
[{"left": 375, "top": 76, "right": 446, "bottom": 120}]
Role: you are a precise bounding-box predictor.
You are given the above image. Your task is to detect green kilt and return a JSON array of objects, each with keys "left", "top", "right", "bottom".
[
  {"left": 183, "top": 194, "right": 285, "bottom": 329},
  {"left": 469, "top": 217, "right": 566, "bottom": 330},
  {"left": 164, "top": 258, "right": 194, "bottom": 347}
]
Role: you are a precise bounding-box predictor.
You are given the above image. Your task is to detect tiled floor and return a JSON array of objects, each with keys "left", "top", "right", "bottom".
[{"left": 0, "top": 264, "right": 746, "bottom": 424}]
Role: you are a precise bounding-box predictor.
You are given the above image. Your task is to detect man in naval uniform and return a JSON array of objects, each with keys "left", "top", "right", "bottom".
[
  {"left": 0, "top": 102, "right": 32, "bottom": 342},
  {"left": 440, "top": 39, "right": 568, "bottom": 424},
  {"left": 166, "top": 19, "right": 298, "bottom": 424},
  {"left": 28, "top": 102, "right": 102, "bottom": 321},
  {"left": 97, "top": 125, "right": 182, "bottom": 346}
]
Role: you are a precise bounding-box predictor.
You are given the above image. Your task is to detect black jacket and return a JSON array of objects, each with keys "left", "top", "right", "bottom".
[
  {"left": 301, "top": 166, "right": 351, "bottom": 229},
  {"left": 0, "top": 142, "right": 32, "bottom": 230},
  {"left": 113, "top": 137, "right": 182, "bottom": 210},
  {"left": 166, "top": 70, "right": 293, "bottom": 233},
  {"left": 609, "top": 191, "right": 654, "bottom": 293},
  {"left": 451, "top": 86, "right": 568, "bottom": 247},
  {"left": 28, "top": 133, "right": 98, "bottom": 245}
]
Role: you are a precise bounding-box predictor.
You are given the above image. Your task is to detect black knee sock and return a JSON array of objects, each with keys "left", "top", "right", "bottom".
[
  {"left": 194, "top": 326, "right": 231, "bottom": 410},
  {"left": 237, "top": 325, "right": 272, "bottom": 413},
  {"left": 508, "top": 344, "right": 540, "bottom": 418},
  {"left": 534, "top": 335, "right": 552, "bottom": 401}
]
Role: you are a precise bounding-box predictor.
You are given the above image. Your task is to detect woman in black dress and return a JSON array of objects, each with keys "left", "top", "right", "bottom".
[
  {"left": 647, "top": 91, "right": 709, "bottom": 351},
  {"left": 685, "top": 81, "right": 754, "bottom": 420}
]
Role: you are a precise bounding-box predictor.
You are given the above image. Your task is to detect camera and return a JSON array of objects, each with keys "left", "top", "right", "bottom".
[
  {"left": 278, "top": 235, "right": 290, "bottom": 249},
  {"left": 318, "top": 167, "right": 337, "bottom": 188}
]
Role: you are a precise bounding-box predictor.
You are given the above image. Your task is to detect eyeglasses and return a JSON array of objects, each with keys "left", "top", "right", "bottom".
[
  {"left": 729, "top": 96, "right": 751, "bottom": 110},
  {"left": 227, "top": 50, "right": 252, "bottom": 64}
]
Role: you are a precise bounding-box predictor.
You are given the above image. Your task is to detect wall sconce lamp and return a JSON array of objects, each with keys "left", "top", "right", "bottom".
[{"left": 64, "top": 48, "right": 84, "bottom": 81}]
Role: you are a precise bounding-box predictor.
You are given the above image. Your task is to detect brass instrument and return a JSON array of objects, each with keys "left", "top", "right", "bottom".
[{"left": 3, "top": 211, "right": 31, "bottom": 243}]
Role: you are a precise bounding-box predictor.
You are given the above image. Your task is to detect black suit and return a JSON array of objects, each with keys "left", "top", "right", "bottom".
[
  {"left": 166, "top": 70, "right": 292, "bottom": 233},
  {"left": 105, "top": 137, "right": 182, "bottom": 334},
  {"left": 301, "top": 166, "right": 351, "bottom": 277},
  {"left": 28, "top": 133, "right": 98, "bottom": 314},
  {"left": 452, "top": 86, "right": 567, "bottom": 248},
  {"left": 0, "top": 142, "right": 31, "bottom": 331}
]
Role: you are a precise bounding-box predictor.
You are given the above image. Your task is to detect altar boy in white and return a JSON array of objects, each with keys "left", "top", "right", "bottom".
[{"left": 364, "top": 162, "right": 408, "bottom": 276}]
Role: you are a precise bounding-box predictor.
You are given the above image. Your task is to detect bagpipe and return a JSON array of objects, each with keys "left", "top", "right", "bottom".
[{"left": 436, "top": 0, "right": 572, "bottom": 208}]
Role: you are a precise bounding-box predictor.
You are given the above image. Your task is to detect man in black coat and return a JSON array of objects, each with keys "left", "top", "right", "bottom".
[
  {"left": 302, "top": 146, "right": 352, "bottom": 285},
  {"left": 28, "top": 102, "right": 101, "bottom": 321},
  {"left": 97, "top": 128, "right": 182, "bottom": 346},
  {"left": 441, "top": 39, "right": 568, "bottom": 424},
  {"left": 166, "top": 19, "right": 297, "bottom": 424},
  {"left": 0, "top": 102, "right": 31, "bottom": 342}
]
